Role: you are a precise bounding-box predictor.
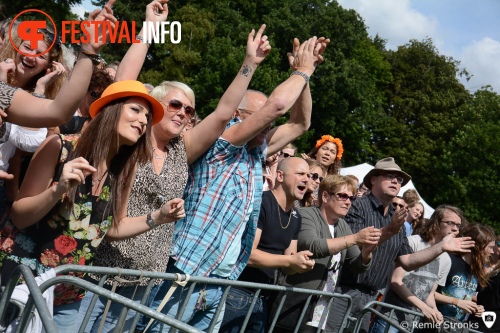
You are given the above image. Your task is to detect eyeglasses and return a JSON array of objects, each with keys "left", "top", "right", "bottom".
[
  {"left": 163, "top": 99, "right": 195, "bottom": 118},
  {"left": 441, "top": 220, "right": 462, "bottom": 229},
  {"left": 378, "top": 173, "right": 404, "bottom": 184},
  {"left": 393, "top": 203, "right": 406, "bottom": 209},
  {"left": 334, "top": 192, "right": 356, "bottom": 202},
  {"left": 310, "top": 173, "right": 324, "bottom": 182}
]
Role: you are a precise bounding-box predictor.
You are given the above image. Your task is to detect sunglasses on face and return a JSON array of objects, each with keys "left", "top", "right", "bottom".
[
  {"left": 378, "top": 173, "right": 404, "bottom": 184},
  {"left": 334, "top": 192, "right": 356, "bottom": 202},
  {"left": 280, "top": 151, "right": 293, "bottom": 158},
  {"left": 164, "top": 99, "right": 196, "bottom": 118},
  {"left": 89, "top": 90, "right": 102, "bottom": 100},
  {"left": 310, "top": 173, "right": 323, "bottom": 182},
  {"left": 393, "top": 203, "right": 406, "bottom": 209}
]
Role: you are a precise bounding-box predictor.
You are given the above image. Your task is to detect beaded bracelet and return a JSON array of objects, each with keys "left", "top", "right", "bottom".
[
  {"left": 32, "top": 92, "right": 46, "bottom": 99},
  {"left": 135, "top": 35, "right": 151, "bottom": 48},
  {"left": 291, "top": 70, "right": 310, "bottom": 83}
]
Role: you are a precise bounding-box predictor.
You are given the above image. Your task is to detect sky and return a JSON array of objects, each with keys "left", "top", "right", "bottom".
[{"left": 72, "top": 0, "right": 500, "bottom": 93}]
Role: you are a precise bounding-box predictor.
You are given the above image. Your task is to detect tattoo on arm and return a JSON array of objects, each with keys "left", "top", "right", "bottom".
[{"left": 240, "top": 65, "right": 252, "bottom": 77}]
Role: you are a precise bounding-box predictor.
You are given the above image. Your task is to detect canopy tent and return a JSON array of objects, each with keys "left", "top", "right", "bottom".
[{"left": 339, "top": 163, "right": 434, "bottom": 218}]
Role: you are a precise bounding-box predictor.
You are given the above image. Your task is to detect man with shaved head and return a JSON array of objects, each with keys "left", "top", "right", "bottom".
[{"left": 220, "top": 157, "right": 315, "bottom": 333}]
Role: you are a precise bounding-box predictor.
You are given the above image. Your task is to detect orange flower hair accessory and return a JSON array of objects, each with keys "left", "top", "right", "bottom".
[{"left": 315, "top": 135, "right": 344, "bottom": 160}]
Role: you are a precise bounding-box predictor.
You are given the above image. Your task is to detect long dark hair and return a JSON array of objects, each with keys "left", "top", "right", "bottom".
[
  {"left": 68, "top": 97, "right": 152, "bottom": 217},
  {"left": 298, "top": 159, "right": 326, "bottom": 207},
  {"left": 460, "top": 223, "right": 495, "bottom": 288}
]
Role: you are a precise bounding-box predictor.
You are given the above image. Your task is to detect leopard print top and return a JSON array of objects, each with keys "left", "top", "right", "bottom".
[
  {"left": 93, "top": 136, "right": 188, "bottom": 286},
  {"left": 0, "top": 81, "right": 19, "bottom": 144}
]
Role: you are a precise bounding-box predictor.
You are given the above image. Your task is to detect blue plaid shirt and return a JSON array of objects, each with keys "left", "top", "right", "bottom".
[{"left": 171, "top": 118, "right": 264, "bottom": 279}]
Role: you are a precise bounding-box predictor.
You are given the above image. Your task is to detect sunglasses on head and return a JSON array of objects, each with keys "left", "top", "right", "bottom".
[
  {"left": 37, "top": 28, "right": 62, "bottom": 48},
  {"left": 165, "top": 99, "right": 195, "bottom": 118},
  {"left": 310, "top": 173, "right": 323, "bottom": 182},
  {"left": 334, "top": 192, "right": 356, "bottom": 202}
]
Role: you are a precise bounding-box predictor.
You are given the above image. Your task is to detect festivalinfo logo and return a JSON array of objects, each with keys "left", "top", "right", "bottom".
[{"left": 9, "top": 9, "right": 181, "bottom": 57}]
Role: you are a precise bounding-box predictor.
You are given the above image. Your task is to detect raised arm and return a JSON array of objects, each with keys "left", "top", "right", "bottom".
[
  {"left": 183, "top": 24, "right": 271, "bottom": 164},
  {"left": 222, "top": 37, "right": 321, "bottom": 146},
  {"left": 266, "top": 37, "right": 329, "bottom": 156},
  {"left": 114, "top": 0, "right": 168, "bottom": 81},
  {"left": 6, "top": 3, "right": 116, "bottom": 127}
]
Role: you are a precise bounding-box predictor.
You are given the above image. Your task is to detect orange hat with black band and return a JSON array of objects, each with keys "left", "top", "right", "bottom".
[{"left": 89, "top": 80, "right": 164, "bottom": 125}]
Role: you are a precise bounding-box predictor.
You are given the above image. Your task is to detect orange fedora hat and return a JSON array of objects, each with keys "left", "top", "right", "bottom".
[{"left": 89, "top": 80, "right": 164, "bottom": 125}]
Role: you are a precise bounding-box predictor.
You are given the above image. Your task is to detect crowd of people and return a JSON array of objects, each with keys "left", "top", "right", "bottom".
[{"left": 0, "top": 1, "right": 499, "bottom": 333}]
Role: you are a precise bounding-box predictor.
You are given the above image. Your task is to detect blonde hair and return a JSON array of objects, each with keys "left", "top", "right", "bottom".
[
  {"left": 318, "top": 175, "right": 357, "bottom": 207},
  {"left": 150, "top": 81, "right": 195, "bottom": 108}
]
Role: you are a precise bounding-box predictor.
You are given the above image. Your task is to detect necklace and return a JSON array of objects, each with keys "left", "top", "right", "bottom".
[
  {"left": 92, "top": 170, "right": 108, "bottom": 187},
  {"left": 272, "top": 191, "right": 293, "bottom": 229},
  {"left": 152, "top": 147, "right": 167, "bottom": 160}
]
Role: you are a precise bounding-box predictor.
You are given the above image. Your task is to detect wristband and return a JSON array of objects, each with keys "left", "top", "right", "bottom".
[
  {"left": 79, "top": 49, "right": 105, "bottom": 66},
  {"left": 291, "top": 70, "right": 310, "bottom": 83},
  {"left": 32, "top": 92, "right": 46, "bottom": 99},
  {"left": 135, "top": 35, "right": 151, "bottom": 48},
  {"left": 452, "top": 298, "right": 458, "bottom": 306},
  {"left": 146, "top": 212, "right": 157, "bottom": 229}
]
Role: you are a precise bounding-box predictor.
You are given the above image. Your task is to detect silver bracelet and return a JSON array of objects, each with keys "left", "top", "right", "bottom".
[
  {"left": 146, "top": 212, "right": 157, "bottom": 229},
  {"left": 32, "top": 92, "right": 46, "bottom": 99},
  {"left": 136, "top": 35, "right": 151, "bottom": 48},
  {"left": 291, "top": 70, "right": 310, "bottom": 83}
]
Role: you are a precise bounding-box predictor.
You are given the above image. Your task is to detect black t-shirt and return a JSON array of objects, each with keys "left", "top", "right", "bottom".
[
  {"left": 238, "top": 190, "right": 301, "bottom": 285},
  {"left": 59, "top": 116, "right": 88, "bottom": 134}
]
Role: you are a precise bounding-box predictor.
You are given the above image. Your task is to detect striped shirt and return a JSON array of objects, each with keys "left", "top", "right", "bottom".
[
  {"left": 171, "top": 118, "right": 264, "bottom": 280},
  {"left": 338, "top": 193, "right": 413, "bottom": 291}
]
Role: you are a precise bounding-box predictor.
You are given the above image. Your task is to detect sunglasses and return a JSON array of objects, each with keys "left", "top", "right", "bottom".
[
  {"left": 280, "top": 151, "right": 293, "bottom": 158},
  {"left": 378, "top": 173, "right": 404, "bottom": 184},
  {"left": 37, "top": 28, "right": 62, "bottom": 47},
  {"left": 393, "top": 203, "right": 406, "bottom": 209},
  {"left": 164, "top": 99, "right": 195, "bottom": 118},
  {"left": 89, "top": 90, "right": 102, "bottom": 100},
  {"left": 334, "top": 192, "right": 356, "bottom": 202},
  {"left": 497, "top": 241, "right": 500, "bottom": 247},
  {"left": 310, "top": 173, "right": 324, "bottom": 182}
]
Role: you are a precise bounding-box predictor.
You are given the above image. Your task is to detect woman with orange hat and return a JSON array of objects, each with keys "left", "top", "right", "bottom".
[
  {"left": 303, "top": 134, "right": 344, "bottom": 175},
  {"left": 0, "top": 80, "right": 185, "bottom": 329}
]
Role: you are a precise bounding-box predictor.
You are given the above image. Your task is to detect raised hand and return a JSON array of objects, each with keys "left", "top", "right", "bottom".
[
  {"left": 441, "top": 234, "right": 475, "bottom": 253},
  {"left": 287, "top": 36, "right": 330, "bottom": 69},
  {"left": 387, "top": 205, "right": 407, "bottom": 234},
  {"left": 355, "top": 226, "right": 381, "bottom": 247},
  {"left": 146, "top": 0, "right": 168, "bottom": 23},
  {"left": 246, "top": 24, "right": 271, "bottom": 66},
  {"left": 158, "top": 198, "right": 186, "bottom": 224},
  {"left": 84, "top": 0, "right": 117, "bottom": 54},
  {"left": 35, "top": 61, "right": 66, "bottom": 94},
  {"left": 0, "top": 58, "right": 16, "bottom": 82},
  {"left": 55, "top": 157, "right": 97, "bottom": 194}
]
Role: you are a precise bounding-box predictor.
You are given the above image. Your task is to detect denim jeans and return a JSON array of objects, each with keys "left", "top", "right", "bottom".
[
  {"left": 146, "top": 265, "right": 226, "bottom": 333},
  {"left": 74, "top": 283, "right": 150, "bottom": 333},
  {"left": 53, "top": 301, "right": 82, "bottom": 331},
  {"left": 370, "top": 317, "right": 400, "bottom": 333},
  {"left": 219, "top": 288, "right": 268, "bottom": 333}
]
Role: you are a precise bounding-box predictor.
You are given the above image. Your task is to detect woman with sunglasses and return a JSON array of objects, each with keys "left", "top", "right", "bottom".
[
  {"left": 73, "top": 1, "right": 272, "bottom": 331},
  {"left": 302, "top": 134, "right": 343, "bottom": 176},
  {"left": 0, "top": 3, "right": 116, "bottom": 178},
  {"left": 434, "top": 223, "right": 494, "bottom": 322},
  {"left": 296, "top": 158, "right": 325, "bottom": 208},
  {"left": 0, "top": 80, "right": 188, "bottom": 330},
  {"left": 271, "top": 175, "right": 381, "bottom": 332}
]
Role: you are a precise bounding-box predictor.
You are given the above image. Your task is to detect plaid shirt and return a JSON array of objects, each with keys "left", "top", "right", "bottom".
[{"left": 171, "top": 118, "right": 264, "bottom": 279}]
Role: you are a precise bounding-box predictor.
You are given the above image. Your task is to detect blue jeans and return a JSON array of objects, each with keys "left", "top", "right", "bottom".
[
  {"left": 53, "top": 301, "right": 82, "bottom": 331},
  {"left": 219, "top": 288, "right": 268, "bottom": 333},
  {"left": 146, "top": 265, "right": 225, "bottom": 333},
  {"left": 370, "top": 317, "right": 400, "bottom": 333},
  {"left": 74, "top": 283, "right": 150, "bottom": 333}
]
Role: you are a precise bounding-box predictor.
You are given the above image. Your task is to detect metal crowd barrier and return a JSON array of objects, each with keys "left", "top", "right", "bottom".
[
  {"left": 1, "top": 264, "right": 354, "bottom": 333},
  {"left": 353, "top": 301, "right": 484, "bottom": 333}
]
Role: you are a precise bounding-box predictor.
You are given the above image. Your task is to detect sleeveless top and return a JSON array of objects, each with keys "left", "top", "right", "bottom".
[
  {"left": 93, "top": 136, "right": 188, "bottom": 286},
  {"left": 0, "top": 81, "right": 19, "bottom": 144},
  {"left": 0, "top": 134, "right": 113, "bottom": 305}
]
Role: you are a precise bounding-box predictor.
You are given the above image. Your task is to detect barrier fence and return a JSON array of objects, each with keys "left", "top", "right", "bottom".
[{"left": 0, "top": 264, "right": 485, "bottom": 333}]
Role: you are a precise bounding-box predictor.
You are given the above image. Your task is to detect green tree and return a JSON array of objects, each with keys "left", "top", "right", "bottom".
[{"left": 0, "top": 0, "right": 80, "bottom": 24}]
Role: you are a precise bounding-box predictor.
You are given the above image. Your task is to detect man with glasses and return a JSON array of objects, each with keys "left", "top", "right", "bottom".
[
  {"left": 327, "top": 157, "right": 475, "bottom": 333},
  {"left": 392, "top": 196, "right": 406, "bottom": 211}
]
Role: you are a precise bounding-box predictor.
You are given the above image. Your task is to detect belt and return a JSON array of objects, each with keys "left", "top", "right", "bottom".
[{"left": 353, "top": 284, "right": 378, "bottom": 296}]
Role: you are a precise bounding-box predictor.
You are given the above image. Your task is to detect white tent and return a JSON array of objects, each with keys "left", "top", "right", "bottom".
[{"left": 339, "top": 163, "right": 434, "bottom": 218}]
